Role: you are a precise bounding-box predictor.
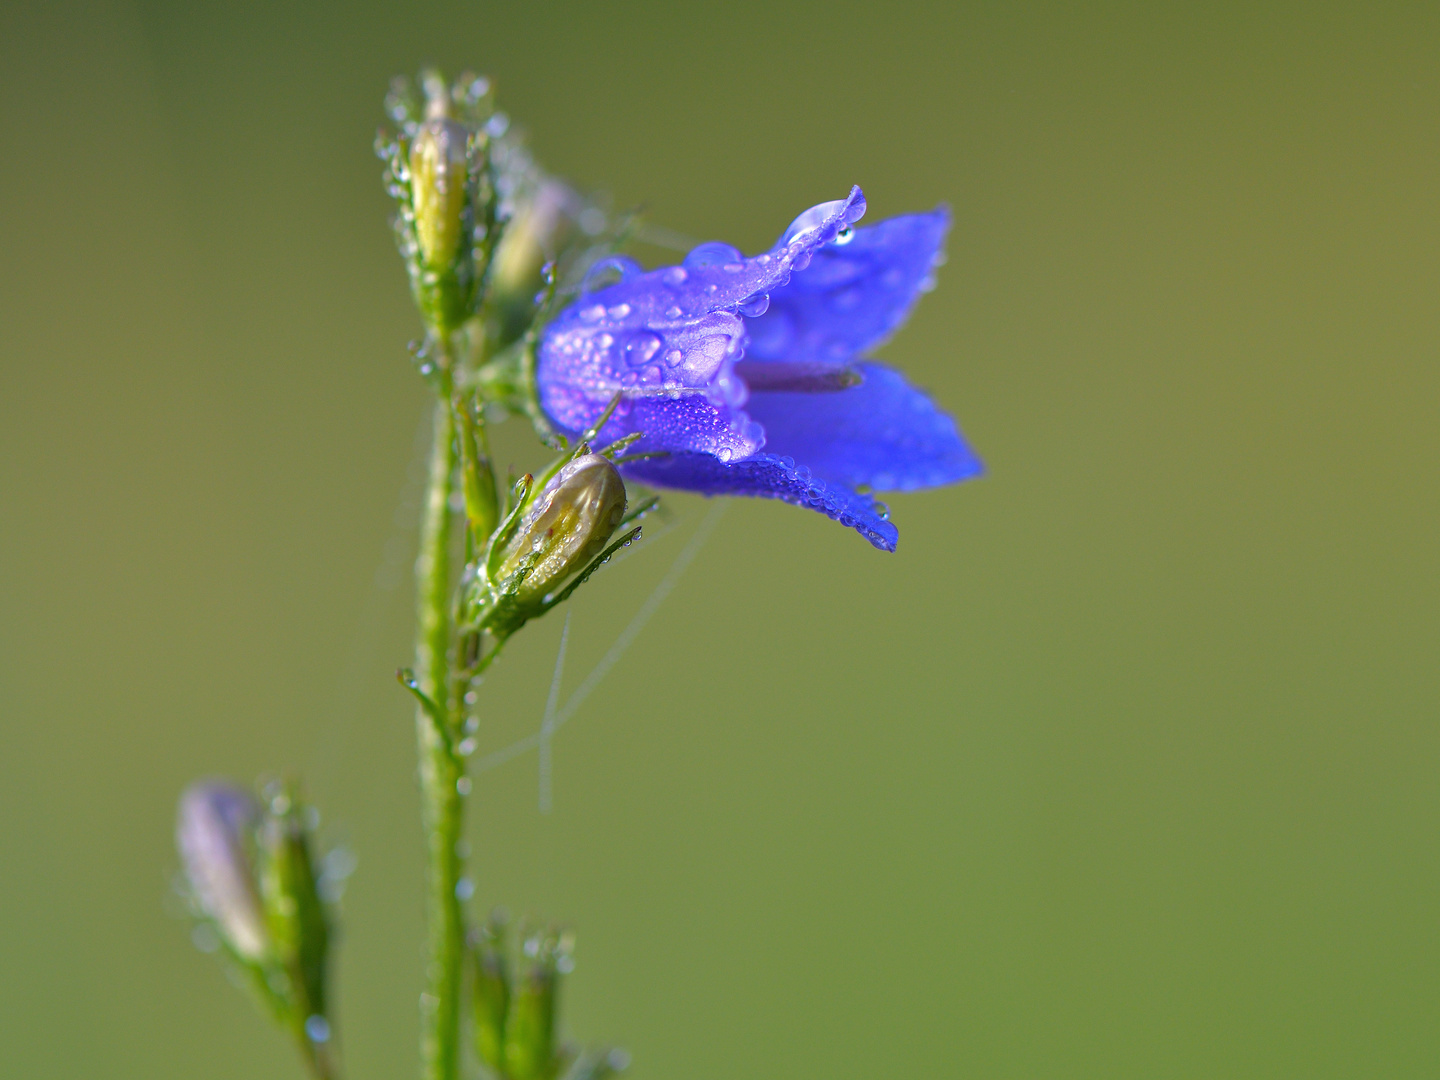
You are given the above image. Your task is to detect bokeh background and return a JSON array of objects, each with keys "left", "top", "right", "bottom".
[{"left": 2, "top": 1, "right": 1438, "bottom": 1077}]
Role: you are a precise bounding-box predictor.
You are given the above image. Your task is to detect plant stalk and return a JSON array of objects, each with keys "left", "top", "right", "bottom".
[{"left": 415, "top": 394, "right": 465, "bottom": 1080}]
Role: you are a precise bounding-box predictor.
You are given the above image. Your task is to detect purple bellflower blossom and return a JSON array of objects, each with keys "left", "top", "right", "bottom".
[{"left": 536, "top": 186, "right": 982, "bottom": 550}]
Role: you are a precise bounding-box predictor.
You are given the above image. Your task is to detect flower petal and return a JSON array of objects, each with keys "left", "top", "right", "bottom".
[
  {"left": 746, "top": 362, "right": 983, "bottom": 491},
  {"left": 622, "top": 451, "right": 901, "bottom": 551},
  {"left": 745, "top": 208, "right": 950, "bottom": 365},
  {"left": 536, "top": 188, "right": 870, "bottom": 452}
]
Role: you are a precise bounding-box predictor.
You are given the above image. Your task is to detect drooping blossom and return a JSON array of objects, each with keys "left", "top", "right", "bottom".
[{"left": 536, "top": 187, "right": 981, "bottom": 550}]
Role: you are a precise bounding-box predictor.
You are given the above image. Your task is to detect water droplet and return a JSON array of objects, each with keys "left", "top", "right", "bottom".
[
  {"left": 684, "top": 242, "right": 744, "bottom": 270},
  {"left": 663, "top": 348, "right": 684, "bottom": 367},
  {"left": 834, "top": 225, "right": 855, "bottom": 245},
  {"left": 623, "top": 332, "right": 662, "bottom": 367},
  {"left": 661, "top": 266, "right": 688, "bottom": 286},
  {"left": 581, "top": 256, "right": 642, "bottom": 294},
  {"left": 458, "top": 736, "right": 477, "bottom": 756},
  {"left": 305, "top": 1016, "right": 332, "bottom": 1044},
  {"left": 716, "top": 447, "right": 733, "bottom": 462},
  {"left": 607, "top": 303, "right": 632, "bottom": 319},
  {"left": 781, "top": 199, "right": 848, "bottom": 246},
  {"left": 665, "top": 305, "right": 683, "bottom": 319},
  {"left": 873, "top": 501, "right": 890, "bottom": 521},
  {"left": 738, "top": 293, "right": 770, "bottom": 317},
  {"left": 455, "top": 878, "right": 475, "bottom": 901},
  {"left": 580, "top": 304, "right": 606, "bottom": 322},
  {"left": 456, "top": 777, "right": 472, "bottom": 796}
]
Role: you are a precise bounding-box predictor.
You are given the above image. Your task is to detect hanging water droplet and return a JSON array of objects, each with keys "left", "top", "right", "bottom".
[
  {"left": 305, "top": 1016, "right": 332, "bottom": 1044},
  {"left": 738, "top": 293, "right": 770, "bottom": 317},
  {"left": 834, "top": 225, "right": 855, "bottom": 245}
]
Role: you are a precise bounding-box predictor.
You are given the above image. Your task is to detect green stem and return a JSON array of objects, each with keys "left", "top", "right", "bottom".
[{"left": 415, "top": 395, "right": 465, "bottom": 1080}]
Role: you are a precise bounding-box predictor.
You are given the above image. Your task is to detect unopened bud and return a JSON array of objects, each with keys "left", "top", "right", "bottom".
[
  {"left": 258, "top": 784, "right": 331, "bottom": 1020},
  {"left": 409, "top": 117, "right": 471, "bottom": 271},
  {"left": 503, "top": 932, "right": 566, "bottom": 1080},
  {"left": 177, "top": 783, "right": 269, "bottom": 963},
  {"left": 498, "top": 455, "right": 626, "bottom": 605},
  {"left": 491, "top": 179, "right": 584, "bottom": 343}
]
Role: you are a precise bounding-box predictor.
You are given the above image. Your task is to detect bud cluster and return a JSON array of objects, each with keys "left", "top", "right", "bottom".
[
  {"left": 471, "top": 914, "right": 627, "bottom": 1080},
  {"left": 177, "top": 780, "right": 343, "bottom": 1075}
]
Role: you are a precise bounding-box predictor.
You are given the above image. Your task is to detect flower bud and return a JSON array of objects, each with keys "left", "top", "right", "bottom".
[
  {"left": 258, "top": 785, "right": 331, "bottom": 1022},
  {"left": 490, "top": 179, "right": 585, "bottom": 344},
  {"left": 498, "top": 454, "right": 626, "bottom": 605},
  {"left": 409, "top": 116, "right": 471, "bottom": 272},
  {"left": 177, "top": 783, "right": 269, "bottom": 963},
  {"left": 503, "top": 931, "right": 571, "bottom": 1080}
]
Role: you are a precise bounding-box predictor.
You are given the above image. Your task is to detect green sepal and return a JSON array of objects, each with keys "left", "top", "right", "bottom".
[{"left": 472, "top": 916, "right": 512, "bottom": 1075}]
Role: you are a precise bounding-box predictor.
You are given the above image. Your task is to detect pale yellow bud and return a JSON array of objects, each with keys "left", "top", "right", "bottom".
[
  {"left": 498, "top": 455, "right": 627, "bottom": 604},
  {"left": 409, "top": 117, "right": 470, "bottom": 270}
]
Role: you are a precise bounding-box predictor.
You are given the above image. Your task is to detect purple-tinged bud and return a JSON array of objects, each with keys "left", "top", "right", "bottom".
[
  {"left": 177, "top": 783, "right": 268, "bottom": 963},
  {"left": 497, "top": 454, "right": 627, "bottom": 605}
]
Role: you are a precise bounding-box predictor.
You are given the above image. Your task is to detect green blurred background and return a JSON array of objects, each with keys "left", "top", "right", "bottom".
[{"left": 2, "top": 1, "right": 1437, "bottom": 1076}]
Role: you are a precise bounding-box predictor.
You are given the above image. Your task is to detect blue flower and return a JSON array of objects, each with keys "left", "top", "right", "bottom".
[{"left": 535, "top": 187, "right": 981, "bottom": 551}]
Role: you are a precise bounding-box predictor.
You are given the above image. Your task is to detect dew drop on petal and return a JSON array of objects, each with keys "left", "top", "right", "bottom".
[
  {"left": 685, "top": 242, "right": 745, "bottom": 270},
  {"left": 738, "top": 293, "right": 770, "bottom": 317},
  {"left": 624, "top": 332, "right": 663, "bottom": 367},
  {"left": 781, "top": 199, "right": 849, "bottom": 246},
  {"left": 580, "top": 256, "right": 642, "bottom": 294},
  {"left": 662, "top": 266, "right": 688, "bottom": 286}
]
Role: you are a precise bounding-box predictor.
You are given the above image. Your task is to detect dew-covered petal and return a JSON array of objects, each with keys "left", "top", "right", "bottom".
[
  {"left": 745, "top": 208, "right": 950, "bottom": 366},
  {"left": 746, "top": 362, "right": 982, "bottom": 491},
  {"left": 621, "top": 451, "right": 900, "bottom": 551},
  {"left": 537, "top": 188, "right": 869, "bottom": 451}
]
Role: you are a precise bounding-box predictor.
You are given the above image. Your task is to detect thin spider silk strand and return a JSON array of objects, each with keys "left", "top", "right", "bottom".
[{"left": 472, "top": 501, "right": 728, "bottom": 779}]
